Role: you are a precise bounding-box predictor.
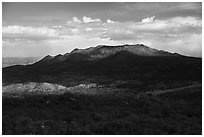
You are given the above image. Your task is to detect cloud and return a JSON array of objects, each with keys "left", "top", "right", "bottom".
[
  {"left": 149, "top": 33, "right": 202, "bottom": 57},
  {"left": 3, "top": 15, "right": 202, "bottom": 57},
  {"left": 3, "top": 26, "right": 59, "bottom": 40},
  {"left": 140, "top": 16, "right": 156, "bottom": 23},
  {"left": 86, "top": 27, "right": 93, "bottom": 32},
  {"left": 72, "top": 17, "right": 82, "bottom": 23},
  {"left": 70, "top": 28, "right": 80, "bottom": 34},
  {"left": 107, "top": 19, "right": 114, "bottom": 23},
  {"left": 104, "top": 16, "right": 201, "bottom": 40},
  {"left": 100, "top": 16, "right": 201, "bottom": 57},
  {"left": 82, "top": 16, "right": 101, "bottom": 23},
  {"left": 67, "top": 16, "right": 102, "bottom": 24},
  {"left": 52, "top": 25, "right": 63, "bottom": 28},
  {"left": 66, "top": 17, "right": 82, "bottom": 25},
  {"left": 39, "top": 35, "right": 119, "bottom": 56},
  {"left": 169, "top": 16, "right": 202, "bottom": 27}
]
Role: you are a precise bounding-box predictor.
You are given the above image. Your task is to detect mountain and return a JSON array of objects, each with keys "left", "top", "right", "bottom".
[
  {"left": 34, "top": 44, "right": 179, "bottom": 65},
  {"left": 70, "top": 44, "right": 175, "bottom": 57},
  {"left": 2, "top": 44, "right": 201, "bottom": 89}
]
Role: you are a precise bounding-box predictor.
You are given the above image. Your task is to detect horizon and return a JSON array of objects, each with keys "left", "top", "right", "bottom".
[
  {"left": 3, "top": 2, "right": 202, "bottom": 58},
  {"left": 2, "top": 43, "right": 202, "bottom": 58}
]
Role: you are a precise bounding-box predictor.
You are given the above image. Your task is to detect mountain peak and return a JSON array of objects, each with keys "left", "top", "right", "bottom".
[
  {"left": 71, "top": 48, "right": 79, "bottom": 53},
  {"left": 42, "top": 55, "right": 54, "bottom": 61}
]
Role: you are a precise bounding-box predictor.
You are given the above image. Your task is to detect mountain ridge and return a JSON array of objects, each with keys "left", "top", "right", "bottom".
[
  {"left": 68, "top": 44, "right": 178, "bottom": 57},
  {"left": 35, "top": 44, "right": 181, "bottom": 65}
]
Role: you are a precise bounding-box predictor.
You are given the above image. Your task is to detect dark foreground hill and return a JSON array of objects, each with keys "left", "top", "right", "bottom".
[{"left": 3, "top": 44, "right": 201, "bottom": 89}]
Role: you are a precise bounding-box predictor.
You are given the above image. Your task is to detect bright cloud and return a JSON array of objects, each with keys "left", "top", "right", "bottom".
[
  {"left": 67, "top": 16, "right": 101, "bottom": 24},
  {"left": 141, "top": 16, "right": 156, "bottom": 23},
  {"left": 107, "top": 19, "right": 114, "bottom": 23},
  {"left": 72, "top": 17, "right": 82, "bottom": 23},
  {"left": 82, "top": 16, "right": 101, "bottom": 23}
]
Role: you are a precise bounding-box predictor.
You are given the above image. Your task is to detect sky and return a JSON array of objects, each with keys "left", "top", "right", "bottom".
[{"left": 2, "top": 2, "right": 202, "bottom": 57}]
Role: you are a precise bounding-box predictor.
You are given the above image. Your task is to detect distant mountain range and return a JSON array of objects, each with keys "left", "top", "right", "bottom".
[
  {"left": 3, "top": 44, "right": 201, "bottom": 89},
  {"left": 2, "top": 57, "right": 40, "bottom": 68}
]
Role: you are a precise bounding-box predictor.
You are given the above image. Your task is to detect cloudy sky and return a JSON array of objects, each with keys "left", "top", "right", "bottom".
[{"left": 2, "top": 2, "right": 202, "bottom": 57}]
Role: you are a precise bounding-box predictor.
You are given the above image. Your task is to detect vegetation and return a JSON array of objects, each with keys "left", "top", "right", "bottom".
[{"left": 2, "top": 86, "right": 202, "bottom": 135}]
